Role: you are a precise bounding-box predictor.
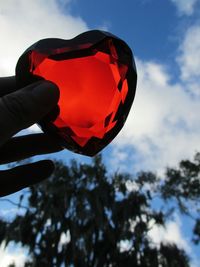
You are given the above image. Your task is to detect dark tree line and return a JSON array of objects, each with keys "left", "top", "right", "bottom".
[{"left": 0, "top": 153, "right": 200, "bottom": 266}]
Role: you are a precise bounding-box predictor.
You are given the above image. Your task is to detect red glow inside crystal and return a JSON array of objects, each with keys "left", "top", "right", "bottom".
[{"left": 30, "top": 39, "right": 129, "bottom": 149}]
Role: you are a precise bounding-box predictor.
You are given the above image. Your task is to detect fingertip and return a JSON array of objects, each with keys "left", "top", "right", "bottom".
[
  {"left": 41, "top": 81, "right": 60, "bottom": 103},
  {"left": 0, "top": 160, "right": 55, "bottom": 197},
  {"left": 32, "top": 80, "right": 60, "bottom": 107}
]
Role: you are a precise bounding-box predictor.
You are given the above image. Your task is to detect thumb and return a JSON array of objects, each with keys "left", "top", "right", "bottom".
[{"left": 0, "top": 81, "right": 59, "bottom": 145}]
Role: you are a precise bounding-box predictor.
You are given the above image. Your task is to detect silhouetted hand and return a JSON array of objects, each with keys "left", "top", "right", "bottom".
[{"left": 0, "top": 76, "right": 63, "bottom": 197}]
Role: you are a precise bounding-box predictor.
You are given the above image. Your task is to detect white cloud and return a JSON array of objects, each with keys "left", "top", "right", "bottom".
[
  {"left": 170, "top": 0, "right": 198, "bottom": 16},
  {"left": 0, "top": 242, "right": 27, "bottom": 267},
  {"left": 148, "top": 215, "right": 190, "bottom": 252},
  {"left": 111, "top": 57, "right": 200, "bottom": 174},
  {"left": 177, "top": 24, "right": 200, "bottom": 95},
  {"left": 148, "top": 215, "right": 199, "bottom": 267},
  {"left": 0, "top": 0, "right": 88, "bottom": 76}
]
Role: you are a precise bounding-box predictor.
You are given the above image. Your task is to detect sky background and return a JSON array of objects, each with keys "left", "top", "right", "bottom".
[{"left": 0, "top": 0, "right": 200, "bottom": 266}]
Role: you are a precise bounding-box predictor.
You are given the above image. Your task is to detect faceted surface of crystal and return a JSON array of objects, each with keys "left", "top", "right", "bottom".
[{"left": 16, "top": 30, "right": 137, "bottom": 156}]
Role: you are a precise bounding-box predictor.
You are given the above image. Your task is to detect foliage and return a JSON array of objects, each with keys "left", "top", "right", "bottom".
[{"left": 1, "top": 153, "right": 199, "bottom": 266}]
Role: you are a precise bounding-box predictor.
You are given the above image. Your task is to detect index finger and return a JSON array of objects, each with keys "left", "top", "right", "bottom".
[{"left": 0, "top": 81, "right": 59, "bottom": 146}]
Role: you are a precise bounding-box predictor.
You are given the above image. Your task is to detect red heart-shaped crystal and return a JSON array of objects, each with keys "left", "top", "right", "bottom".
[{"left": 16, "top": 30, "right": 137, "bottom": 156}]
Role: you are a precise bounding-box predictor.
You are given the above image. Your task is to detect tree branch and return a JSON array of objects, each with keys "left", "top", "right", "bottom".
[{"left": 0, "top": 198, "right": 28, "bottom": 210}]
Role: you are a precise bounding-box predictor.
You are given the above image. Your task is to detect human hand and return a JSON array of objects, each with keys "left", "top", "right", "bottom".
[{"left": 0, "top": 76, "right": 63, "bottom": 197}]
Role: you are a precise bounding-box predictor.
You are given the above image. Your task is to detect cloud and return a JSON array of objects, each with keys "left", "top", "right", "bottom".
[
  {"left": 148, "top": 215, "right": 190, "bottom": 252},
  {"left": 111, "top": 56, "right": 200, "bottom": 174},
  {"left": 148, "top": 215, "right": 199, "bottom": 267},
  {"left": 170, "top": 0, "right": 198, "bottom": 16},
  {"left": 177, "top": 24, "right": 200, "bottom": 95},
  {"left": 0, "top": 0, "right": 88, "bottom": 76},
  {"left": 0, "top": 242, "right": 27, "bottom": 267}
]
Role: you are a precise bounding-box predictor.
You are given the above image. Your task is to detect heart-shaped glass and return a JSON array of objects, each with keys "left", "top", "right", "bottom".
[{"left": 16, "top": 30, "right": 137, "bottom": 156}]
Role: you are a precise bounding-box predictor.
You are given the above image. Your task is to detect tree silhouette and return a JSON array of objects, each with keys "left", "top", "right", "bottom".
[{"left": 1, "top": 153, "right": 199, "bottom": 266}]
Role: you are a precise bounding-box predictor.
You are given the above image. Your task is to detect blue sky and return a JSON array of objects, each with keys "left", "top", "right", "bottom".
[
  {"left": 0, "top": 0, "right": 200, "bottom": 266},
  {"left": 69, "top": 0, "right": 178, "bottom": 60}
]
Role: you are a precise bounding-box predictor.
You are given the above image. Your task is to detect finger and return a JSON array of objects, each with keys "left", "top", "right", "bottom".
[
  {"left": 0, "top": 81, "right": 59, "bottom": 146},
  {"left": 0, "top": 133, "right": 63, "bottom": 164},
  {"left": 0, "top": 76, "right": 17, "bottom": 97},
  {"left": 0, "top": 160, "right": 54, "bottom": 197}
]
